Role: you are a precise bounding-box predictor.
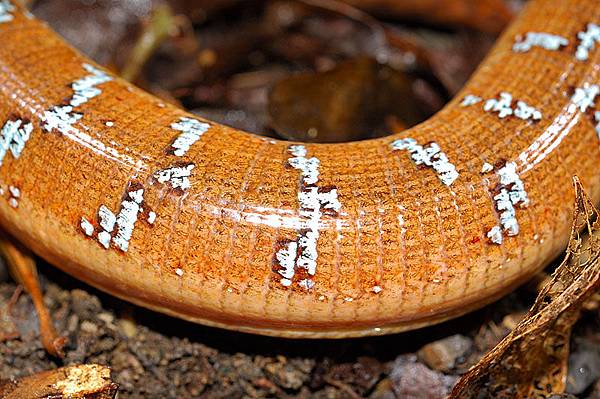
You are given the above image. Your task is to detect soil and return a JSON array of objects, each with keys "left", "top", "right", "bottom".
[{"left": 2, "top": 259, "right": 600, "bottom": 398}]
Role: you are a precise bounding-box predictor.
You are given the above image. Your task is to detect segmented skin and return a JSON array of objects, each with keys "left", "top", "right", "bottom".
[{"left": 0, "top": 0, "right": 599, "bottom": 338}]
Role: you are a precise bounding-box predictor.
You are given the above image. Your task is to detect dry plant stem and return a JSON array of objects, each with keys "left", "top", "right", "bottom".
[
  {"left": 0, "top": 0, "right": 598, "bottom": 338},
  {"left": 1, "top": 237, "right": 66, "bottom": 357},
  {"left": 450, "top": 177, "right": 600, "bottom": 398},
  {"left": 120, "top": 4, "right": 176, "bottom": 82}
]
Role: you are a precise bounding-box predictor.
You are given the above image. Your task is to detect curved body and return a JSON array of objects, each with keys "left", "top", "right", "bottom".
[{"left": 0, "top": 0, "right": 598, "bottom": 338}]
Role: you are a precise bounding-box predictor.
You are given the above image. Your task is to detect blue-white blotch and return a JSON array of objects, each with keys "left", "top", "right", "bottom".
[
  {"left": 42, "top": 64, "right": 112, "bottom": 134},
  {"left": 81, "top": 187, "right": 148, "bottom": 252},
  {"left": 512, "top": 32, "right": 568, "bottom": 52},
  {"left": 461, "top": 92, "right": 542, "bottom": 122},
  {"left": 576, "top": 23, "right": 600, "bottom": 61},
  {"left": 0, "top": 118, "right": 33, "bottom": 166},
  {"left": 485, "top": 162, "right": 529, "bottom": 245},
  {"left": 275, "top": 145, "right": 341, "bottom": 289},
  {"left": 391, "top": 138, "right": 459, "bottom": 186},
  {"left": 0, "top": 0, "right": 15, "bottom": 23},
  {"left": 571, "top": 84, "right": 599, "bottom": 112},
  {"left": 170, "top": 117, "right": 210, "bottom": 156}
]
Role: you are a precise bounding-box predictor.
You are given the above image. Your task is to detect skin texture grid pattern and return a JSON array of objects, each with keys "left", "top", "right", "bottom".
[{"left": 0, "top": 0, "right": 598, "bottom": 338}]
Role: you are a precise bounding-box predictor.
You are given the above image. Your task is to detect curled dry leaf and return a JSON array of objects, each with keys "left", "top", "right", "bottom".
[
  {"left": 450, "top": 177, "right": 600, "bottom": 398},
  {"left": 0, "top": 364, "right": 118, "bottom": 399}
]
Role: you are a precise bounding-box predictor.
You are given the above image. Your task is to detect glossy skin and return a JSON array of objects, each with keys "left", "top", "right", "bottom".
[{"left": 0, "top": 0, "right": 598, "bottom": 338}]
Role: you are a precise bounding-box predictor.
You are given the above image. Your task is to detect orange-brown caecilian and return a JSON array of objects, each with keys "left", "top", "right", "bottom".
[{"left": 0, "top": 0, "right": 599, "bottom": 338}]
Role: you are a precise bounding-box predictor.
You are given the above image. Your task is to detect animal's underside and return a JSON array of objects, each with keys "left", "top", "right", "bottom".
[{"left": 0, "top": 0, "right": 598, "bottom": 338}]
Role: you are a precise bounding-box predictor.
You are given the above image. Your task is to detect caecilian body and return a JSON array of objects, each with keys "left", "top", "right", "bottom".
[{"left": 0, "top": 0, "right": 599, "bottom": 338}]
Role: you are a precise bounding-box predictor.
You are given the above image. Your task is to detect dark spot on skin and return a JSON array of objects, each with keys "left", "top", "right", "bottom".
[
  {"left": 6, "top": 112, "right": 19, "bottom": 121},
  {"left": 292, "top": 265, "right": 312, "bottom": 284},
  {"left": 59, "top": 97, "right": 71, "bottom": 107},
  {"left": 493, "top": 158, "right": 507, "bottom": 170}
]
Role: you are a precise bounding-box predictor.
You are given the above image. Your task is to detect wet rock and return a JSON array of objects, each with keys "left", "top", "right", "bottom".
[
  {"left": 389, "top": 354, "right": 457, "bottom": 399},
  {"left": 418, "top": 334, "right": 472, "bottom": 372}
]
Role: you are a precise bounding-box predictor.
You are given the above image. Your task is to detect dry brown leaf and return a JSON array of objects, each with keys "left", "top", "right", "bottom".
[{"left": 450, "top": 176, "right": 600, "bottom": 399}]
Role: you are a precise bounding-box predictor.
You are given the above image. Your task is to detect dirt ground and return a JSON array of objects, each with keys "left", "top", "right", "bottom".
[{"left": 2, "top": 259, "right": 600, "bottom": 398}]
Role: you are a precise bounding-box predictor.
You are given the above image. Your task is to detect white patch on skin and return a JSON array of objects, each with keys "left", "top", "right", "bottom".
[
  {"left": 372, "top": 285, "right": 382, "bottom": 294},
  {"left": 274, "top": 145, "right": 341, "bottom": 289},
  {"left": 153, "top": 164, "right": 194, "bottom": 190},
  {"left": 280, "top": 278, "right": 292, "bottom": 287},
  {"left": 97, "top": 231, "right": 111, "bottom": 249},
  {"left": 113, "top": 192, "right": 144, "bottom": 252},
  {"left": 487, "top": 225, "right": 503, "bottom": 245},
  {"left": 276, "top": 241, "right": 297, "bottom": 282},
  {"left": 298, "top": 279, "right": 315, "bottom": 290},
  {"left": 486, "top": 93, "right": 541, "bottom": 121},
  {"left": 460, "top": 95, "right": 482, "bottom": 107},
  {"left": 463, "top": 92, "right": 542, "bottom": 121},
  {"left": 41, "top": 64, "right": 112, "bottom": 134},
  {"left": 170, "top": 117, "right": 211, "bottom": 156},
  {"left": 486, "top": 162, "right": 529, "bottom": 244},
  {"left": 512, "top": 32, "right": 568, "bottom": 52},
  {"left": 147, "top": 211, "right": 156, "bottom": 224},
  {"left": 571, "top": 84, "right": 600, "bottom": 112},
  {"left": 8, "top": 185, "right": 19, "bottom": 198},
  {"left": 595, "top": 111, "right": 600, "bottom": 139},
  {"left": 481, "top": 162, "right": 494, "bottom": 174},
  {"left": 576, "top": 23, "right": 600, "bottom": 61},
  {"left": 175, "top": 268, "right": 183, "bottom": 277},
  {"left": 82, "top": 186, "right": 147, "bottom": 252},
  {"left": 344, "top": 297, "right": 354, "bottom": 302},
  {"left": 0, "top": 0, "right": 15, "bottom": 23},
  {"left": 105, "top": 121, "right": 114, "bottom": 127},
  {"left": 391, "top": 138, "right": 459, "bottom": 186},
  {"left": 6, "top": 185, "right": 19, "bottom": 208},
  {"left": 98, "top": 205, "right": 116, "bottom": 232},
  {"left": 80, "top": 217, "right": 94, "bottom": 236},
  {"left": 514, "top": 101, "right": 542, "bottom": 121},
  {"left": 0, "top": 118, "right": 33, "bottom": 166},
  {"left": 484, "top": 92, "right": 513, "bottom": 118}
]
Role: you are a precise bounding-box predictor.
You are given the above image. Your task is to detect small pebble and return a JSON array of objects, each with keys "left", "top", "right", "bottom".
[
  {"left": 389, "top": 354, "right": 457, "bottom": 399},
  {"left": 418, "top": 334, "right": 473, "bottom": 372}
]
